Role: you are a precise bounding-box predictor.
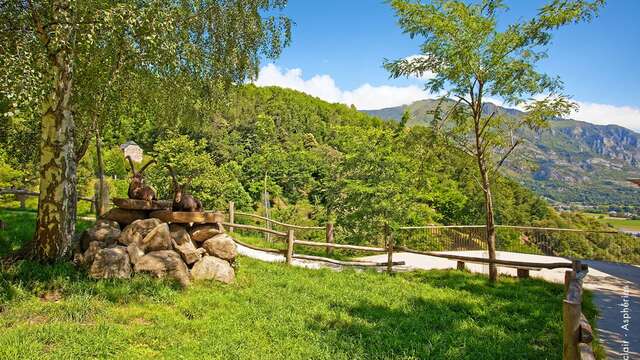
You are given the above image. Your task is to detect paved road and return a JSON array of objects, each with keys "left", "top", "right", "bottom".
[{"left": 582, "top": 260, "right": 639, "bottom": 359}]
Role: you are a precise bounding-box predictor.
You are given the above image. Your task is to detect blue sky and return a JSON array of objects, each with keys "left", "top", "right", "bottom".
[{"left": 255, "top": 0, "right": 640, "bottom": 131}]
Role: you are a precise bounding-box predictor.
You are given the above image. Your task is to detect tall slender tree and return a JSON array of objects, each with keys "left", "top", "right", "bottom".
[{"left": 385, "top": 0, "right": 603, "bottom": 281}]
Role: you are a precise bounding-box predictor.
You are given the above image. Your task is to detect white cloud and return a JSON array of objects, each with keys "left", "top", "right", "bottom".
[
  {"left": 254, "top": 64, "right": 640, "bottom": 133},
  {"left": 403, "top": 55, "right": 437, "bottom": 81},
  {"left": 254, "top": 63, "right": 430, "bottom": 110},
  {"left": 571, "top": 102, "right": 640, "bottom": 133}
]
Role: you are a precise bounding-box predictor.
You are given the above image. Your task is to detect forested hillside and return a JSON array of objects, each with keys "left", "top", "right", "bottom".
[
  {"left": 366, "top": 99, "right": 640, "bottom": 208},
  {"left": 2, "top": 85, "right": 559, "bottom": 243}
]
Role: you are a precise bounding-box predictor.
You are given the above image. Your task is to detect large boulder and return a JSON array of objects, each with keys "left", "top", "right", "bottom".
[
  {"left": 191, "top": 256, "right": 235, "bottom": 284},
  {"left": 127, "top": 243, "right": 145, "bottom": 265},
  {"left": 134, "top": 250, "right": 191, "bottom": 287},
  {"left": 81, "top": 240, "right": 105, "bottom": 267},
  {"left": 89, "top": 246, "right": 132, "bottom": 279},
  {"left": 169, "top": 224, "right": 191, "bottom": 245},
  {"left": 189, "top": 224, "right": 223, "bottom": 242},
  {"left": 202, "top": 234, "right": 237, "bottom": 262},
  {"left": 101, "top": 208, "right": 148, "bottom": 227},
  {"left": 119, "top": 218, "right": 162, "bottom": 246},
  {"left": 172, "top": 239, "right": 206, "bottom": 265},
  {"left": 80, "top": 219, "right": 121, "bottom": 251},
  {"left": 168, "top": 224, "right": 202, "bottom": 264},
  {"left": 138, "top": 223, "right": 172, "bottom": 252}
]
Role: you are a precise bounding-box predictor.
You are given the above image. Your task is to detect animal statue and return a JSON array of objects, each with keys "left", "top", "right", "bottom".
[
  {"left": 166, "top": 165, "right": 203, "bottom": 212},
  {"left": 126, "top": 156, "right": 157, "bottom": 201}
]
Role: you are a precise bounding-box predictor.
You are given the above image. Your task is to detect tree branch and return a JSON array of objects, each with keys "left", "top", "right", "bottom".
[
  {"left": 479, "top": 111, "right": 496, "bottom": 137},
  {"left": 495, "top": 139, "right": 521, "bottom": 169},
  {"left": 455, "top": 95, "right": 472, "bottom": 107},
  {"left": 75, "top": 131, "right": 92, "bottom": 162}
]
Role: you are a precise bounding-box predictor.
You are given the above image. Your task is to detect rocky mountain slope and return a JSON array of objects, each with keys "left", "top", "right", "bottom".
[{"left": 365, "top": 100, "right": 640, "bottom": 207}]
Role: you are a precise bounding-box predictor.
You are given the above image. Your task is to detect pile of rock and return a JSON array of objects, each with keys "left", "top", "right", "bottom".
[{"left": 74, "top": 218, "right": 237, "bottom": 287}]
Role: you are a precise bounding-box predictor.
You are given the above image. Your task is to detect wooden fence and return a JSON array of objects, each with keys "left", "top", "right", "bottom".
[
  {"left": 0, "top": 188, "right": 96, "bottom": 209},
  {"left": 225, "top": 201, "right": 403, "bottom": 269},
  {"left": 226, "top": 204, "right": 597, "bottom": 360}
]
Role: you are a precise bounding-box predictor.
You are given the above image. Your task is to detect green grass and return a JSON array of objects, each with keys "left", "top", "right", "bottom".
[
  {"left": 0, "top": 209, "right": 603, "bottom": 359},
  {"left": 582, "top": 212, "right": 640, "bottom": 231},
  {"left": 599, "top": 218, "right": 640, "bottom": 231},
  {"left": 0, "top": 210, "right": 93, "bottom": 256}
]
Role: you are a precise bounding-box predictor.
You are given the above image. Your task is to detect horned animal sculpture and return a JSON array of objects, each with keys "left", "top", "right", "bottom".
[
  {"left": 126, "top": 156, "right": 157, "bottom": 201},
  {"left": 166, "top": 165, "right": 203, "bottom": 212}
]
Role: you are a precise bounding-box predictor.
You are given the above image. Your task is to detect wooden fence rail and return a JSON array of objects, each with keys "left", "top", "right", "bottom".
[
  {"left": 1, "top": 188, "right": 96, "bottom": 209},
  {"left": 222, "top": 202, "right": 588, "bottom": 275}
]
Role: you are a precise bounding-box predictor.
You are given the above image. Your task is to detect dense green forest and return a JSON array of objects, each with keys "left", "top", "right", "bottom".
[{"left": 4, "top": 84, "right": 629, "bottom": 251}]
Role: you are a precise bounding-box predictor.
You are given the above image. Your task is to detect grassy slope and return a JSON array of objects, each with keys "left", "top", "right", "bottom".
[
  {"left": 582, "top": 212, "right": 640, "bottom": 231},
  {"left": 0, "top": 209, "right": 602, "bottom": 359},
  {"left": 599, "top": 218, "right": 640, "bottom": 231}
]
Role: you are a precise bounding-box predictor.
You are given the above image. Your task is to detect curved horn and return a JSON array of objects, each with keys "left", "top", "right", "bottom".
[
  {"left": 184, "top": 176, "right": 194, "bottom": 190},
  {"left": 165, "top": 164, "right": 178, "bottom": 184},
  {"left": 125, "top": 156, "right": 137, "bottom": 175},
  {"left": 139, "top": 159, "right": 156, "bottom": 174}
]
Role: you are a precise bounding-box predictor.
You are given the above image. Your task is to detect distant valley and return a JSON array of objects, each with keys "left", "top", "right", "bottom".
[{"left": 365, "top": 99, "right": 640, "bottom": 208}]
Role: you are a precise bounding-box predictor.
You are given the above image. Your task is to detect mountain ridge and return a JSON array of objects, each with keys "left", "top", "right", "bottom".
[{"left": 364, "top": 99, "right": 640, "bottom": 207}]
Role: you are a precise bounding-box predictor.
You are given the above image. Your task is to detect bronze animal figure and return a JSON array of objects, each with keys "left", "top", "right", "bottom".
[
  {"left": 126, "top": 156, "right": 157, "bottom": 201},
  {"left": 166, "top": 165, "right": 203, "bottom": 212}
]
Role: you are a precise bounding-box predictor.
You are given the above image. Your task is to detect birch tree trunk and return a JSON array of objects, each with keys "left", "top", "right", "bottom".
[
  {"left": 32, "top": 47, "right": 77, "bottom": 262},
  {"left": 94, "top": 118, "right": 108, "bottom": 217}
]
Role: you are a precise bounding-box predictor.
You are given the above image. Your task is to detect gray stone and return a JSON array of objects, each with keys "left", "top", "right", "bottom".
[
  {"left": 169, "top": 224, "right": 191, "bottom": 245},
  {"left": 172, "top": 239, "right": 203, "bottom": 265},
  {"left": 202, "top": 234, "right": 237, "bottom": 262},
  {"left": 118, "top": 218, "right": 161, "bottom": 246},
  {"left": 191, "top": 256, "right": 235, "bottom": 284},
  {"left": 127, "top": 243, "right": 145, "bottom": 265},
  {"left": 81, "top": 219, "right": 120, "bottom": 251},
  {"left": 134, "top": 250, "right": 191, "bottom": 287},
  {"left": 189, "top": 224, "right": 223, "bottom": 242},
  {"left": 138, "top": 223, "right": 172, "bottom": 252},
  {"left": 89, "top": 246, "right": 131, "bottom": 279},
  {"left": 82, "top": 240, "right": 105, "bottom": 267}
]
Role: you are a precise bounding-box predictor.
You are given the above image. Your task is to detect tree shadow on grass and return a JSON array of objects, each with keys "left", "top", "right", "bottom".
[
  {"left": 308, "top": 271, "right": 565, "bottom": 360},
  {"left": 1, "top": 259, "right": 182, "bottom": 306}
]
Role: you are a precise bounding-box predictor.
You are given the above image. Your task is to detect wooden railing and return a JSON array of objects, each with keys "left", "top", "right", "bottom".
[
  {"left": 222, "top": 202, "right": 587, "bottom": 274},
  {"left": 0, "top": 188, "right": 96, "bottom": 208},
  {"left": 563, "top": 261, "right": 595, "bottom": 360},
  {"left": 225, "top": 202, "right": 401, "bottom": 269}
]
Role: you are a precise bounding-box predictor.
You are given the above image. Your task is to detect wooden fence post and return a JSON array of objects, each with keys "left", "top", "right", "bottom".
[
  {"left": 385, "top": 223, "right": 393, "bottom": 274},
  {"left": 563, "top": 261, "right": 583, "bottom": 360},
  {"left": 16, "top": 194, "right": 26, "bottom": 209},
  {"left": 286, "top": 229, "right": 295, "bottom": 265},
  {"left": 326, "top": 222, "right": 334, "bottom": 256},
  {"left": 228, "top": 201, "right": 235, "bottom": 233},
  {"left": 563, "top": 298, "right": 581, "bottom": 360}
]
